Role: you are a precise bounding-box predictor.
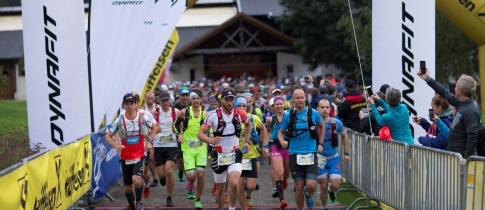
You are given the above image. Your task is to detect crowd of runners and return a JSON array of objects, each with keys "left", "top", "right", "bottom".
[{"left": 105, "top": 69, "right": 480, "bottom": 210}]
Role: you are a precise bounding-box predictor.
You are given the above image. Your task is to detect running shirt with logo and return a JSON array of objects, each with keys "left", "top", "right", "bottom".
[
  {"left": 181, "top": 106, "right": 206, "bottom": 152},
  {"left": 109, "top": 112, "right": 154, "bottom": 160},
  {"left": 279, "top": 106, "right": 322, "bottom": 154},
  {"left": 239, "top": 114, "right": 262, "bottom": 159},
  {"left": 154, "top": 108, "right": 178, "bottom": 148},
  {"left": 321, "top": 118, "right": 344, "bottom": 157},
  {"left": 203, "top": 108, "right": 249, "bottom": 153}
]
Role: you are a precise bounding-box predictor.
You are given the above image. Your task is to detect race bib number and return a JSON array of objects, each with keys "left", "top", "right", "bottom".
[
  {"left": 317, "top": 154, "right": 326, "bottom": 169},
  {"left": 218, "top": 152, "right": 236, "bottom": 166},
  {"left": 126, "top": 136, "right": 140, "bottom": 145},
  {"left": 125, "top": 158, "right": 141, "bottom": 165},
  {"left": 159, "top": 135, "right": 174, "bottom": 143},
  {"left": 242, "top": 159, "right": 252, "bottom": 170},
  {"left": 188, "top": 139, "right": 203, "bottom": 149},
  {"left": 296, "top": 153, "right": 314, "bottom": 166}
]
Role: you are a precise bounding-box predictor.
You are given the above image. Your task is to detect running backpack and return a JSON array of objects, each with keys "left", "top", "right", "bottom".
[
  {"left": 183, "top": 106, "right": 204, "bottom": 132},
  {"left": 284, "top": 107, "right": 319, "bottom": 140},
  {"left": 213, "top": 108, "right": 242, "bottom": 138}
]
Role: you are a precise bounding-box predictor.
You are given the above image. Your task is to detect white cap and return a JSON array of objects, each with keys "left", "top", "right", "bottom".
[
  {"left": 160, "top": 84, "right": 168, "bottom": 91},
  {"left": 272, "top": 89, "right": 282, "bottom": 95},
  {"left": 268, "top": 97, "right": 275, "bottom": 106}
]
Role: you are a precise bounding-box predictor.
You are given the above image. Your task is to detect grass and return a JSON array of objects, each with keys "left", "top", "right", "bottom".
[
  {"left": 336, "top": 182, "right": 384, "bottom": 209},
  {"left": 0, "top": 100, "right": 37, "bottom": 171}
]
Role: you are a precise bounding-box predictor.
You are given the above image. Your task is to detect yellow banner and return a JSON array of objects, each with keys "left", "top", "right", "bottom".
[
  {"left": 140, "top": 29, "right": 180, "bottom": 106},
  {"left": 437, "top": 0, "right": 485, "bottom": 45},
  {"left": 0, "top": 136, "right": 92, "bottom": 209}
]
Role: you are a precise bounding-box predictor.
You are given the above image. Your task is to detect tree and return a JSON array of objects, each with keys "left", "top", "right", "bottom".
[
  {"left": 435, "top": 12, "right": 478, "bottom": 83},
  {"left": 277, "top": 0, "right": 372, "bottom": 74}
]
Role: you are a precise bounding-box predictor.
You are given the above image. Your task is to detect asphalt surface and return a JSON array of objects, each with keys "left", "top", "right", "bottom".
[{"left": 81, "top": 159, "right": 346, "bottom": 210}]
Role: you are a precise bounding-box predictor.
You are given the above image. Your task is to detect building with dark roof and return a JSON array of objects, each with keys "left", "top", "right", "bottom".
[{"left": 0, "top": 0, "right": 337, "bottom": 99}]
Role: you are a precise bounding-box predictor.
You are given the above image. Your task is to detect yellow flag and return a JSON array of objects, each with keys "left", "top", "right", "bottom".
[{"left": 140, "top": 29, "right": 179, "bottom": 106}]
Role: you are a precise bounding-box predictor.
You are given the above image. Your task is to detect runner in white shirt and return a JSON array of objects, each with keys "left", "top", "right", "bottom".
[{"left": 197, "top": 87, "right": 252, "bottom": 210}]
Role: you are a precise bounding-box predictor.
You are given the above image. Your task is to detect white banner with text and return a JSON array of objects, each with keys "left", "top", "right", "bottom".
[
  {"left": 372, "top": 0, "right": 436, "bottom": 142},
  {"left": 22, "top": 0, "right": 90, "bottom": 150}
]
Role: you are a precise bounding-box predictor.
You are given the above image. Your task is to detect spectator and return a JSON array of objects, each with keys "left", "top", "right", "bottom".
[
  {"left": 337, "top": 80, "right": 367, "bottom": 131},
  {"left": 368, "top": 87, "right": 414, "bottom": 144},
  {"left": 418, "top": 70, "right": 480, "bottom": 158},
  {"left": 357, "top": 92, "right": 385, "bottom": 136},
  {"left": 414, "top": 95, "right": 453, "bottom": 150}
]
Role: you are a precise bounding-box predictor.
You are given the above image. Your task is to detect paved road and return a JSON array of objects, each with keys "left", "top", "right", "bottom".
[{"left": 82, "top": 159, "right": 345, "bottom": 210}]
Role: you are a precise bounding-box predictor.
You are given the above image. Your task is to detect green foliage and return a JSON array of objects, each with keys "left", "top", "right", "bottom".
[
  {"left": 277, "top": 0, "right": 372, "bottom": 73},
  {"left": 435, "top": 13, "right": 479, "bottom": 83},
  {"left": 277, "top": 1, "right": 479, "bottom": 82}
]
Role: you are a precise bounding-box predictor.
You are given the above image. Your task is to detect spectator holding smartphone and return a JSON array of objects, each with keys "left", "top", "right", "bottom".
[
  {"left": 413, "top": 95, "right": 454, "bottom": 150},
  {"left": 417, "top": 68, "right": 480, "bottom": 158},
  {"left": 368, "top": 87, "right": 414, "bottom": 144}
]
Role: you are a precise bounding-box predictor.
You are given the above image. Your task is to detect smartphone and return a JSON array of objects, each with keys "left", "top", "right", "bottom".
[
  {"left": 419, "top": 61, "right": 426, "bottom": 75},
  {"left": 366, "top": 86, "right": 373, "bottom": 96},
  {"left": 428, "top": 108, "right": 434, "bottom": 120}
]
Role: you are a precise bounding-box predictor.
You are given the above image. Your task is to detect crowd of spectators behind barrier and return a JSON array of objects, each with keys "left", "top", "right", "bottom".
[{"left": 151, "top": 71, "right": 481, "bottom": 158}]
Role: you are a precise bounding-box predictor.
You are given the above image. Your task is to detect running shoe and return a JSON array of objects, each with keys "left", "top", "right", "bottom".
[
  {"left": 304, "top": 186, "right": 314, "bottom": 209},
  {"left": 187, "top": 191, "right": 196, "bottom": 200},
  {"left": 160, "top": 178, "right": 166, "bottom": 187},
  {"left": 194, "top": 200, "right": 203, "bottom": 209},
  {"left": 136, "top": 201, "right": 144, "bottom": 210},
  {"left": 246, "top": 198, "right": 254, "bottom": 207},
  {"left": 280, "top": 200, "right": 288, "bottom": 209},
  {"left": 143, "top": 186, "right": 150, "bottom": 199},
  {"left": 329, "top": 191, "right": 336, "bottom": 203},
  {"left": 224, "top": 193, "right": 229, "bottom": 203},
  {"left": 272, "top": 188, "right": 279, "bottom": 198},
  {"left": 149, "top": 180, "right": 158, "bottom": 187},
  {"left": 166, "top": 197, "right": 173, "bottom": 207}
]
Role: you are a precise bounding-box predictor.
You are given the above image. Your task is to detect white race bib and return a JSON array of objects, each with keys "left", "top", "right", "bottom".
[
  {"left": 125, "top": 158, "right": 141, "bottom": 165},
  {"left": 317, "top": 154, "right": 326, "bottom": 169},
  {"left": 218, "top": 152, "right": 236, "bottom": 165},
  {"left": 159, "top": 135, "right": 174, "bottom": 143},
  {"left": 296, "top": 153, "right": 314, "bottom": 166},
  {"left": 188, "top": 138, "right": 204, "bottom": 149},
  {"left": 242, "top": 159, "right": 252, "bottom": 170}
]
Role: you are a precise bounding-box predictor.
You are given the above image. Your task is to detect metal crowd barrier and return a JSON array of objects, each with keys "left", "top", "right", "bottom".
[
  {"left": 340, "top": 130, "right": 367, "bottom": 192},
  {"left": 366, "top": 136, "right": 408, "bottom": 209},
  {"left": 342, "top": 130, "right": 485, "bottom": 210},
  {"left": 407, "top": 145, "right": 464, "bottom": 210},
  {"left": 465, "top": 156, "right": 485, "bottom": 210}
]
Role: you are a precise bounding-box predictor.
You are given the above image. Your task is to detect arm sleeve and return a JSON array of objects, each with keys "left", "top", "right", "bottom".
[
  {"left": 173, "top": 117, "right": 183, "bottom": 134},
  {"left": 435, "top": 118, "right": 450, "bottom": 138},
  {"left": 370, "top": 103, "right": 383, "bottom": 126},
  {"left": 464, "top": 111, "right": 480, "bottom": 158},
  {"left": 378, "top": 99, "right": 389, "bottom": 112},
  {"left": 426, "top": 77, "right": 460, "bottom": 107},
  {"left": 420, "top": 119, "right": 431, "bottom": 132}
]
